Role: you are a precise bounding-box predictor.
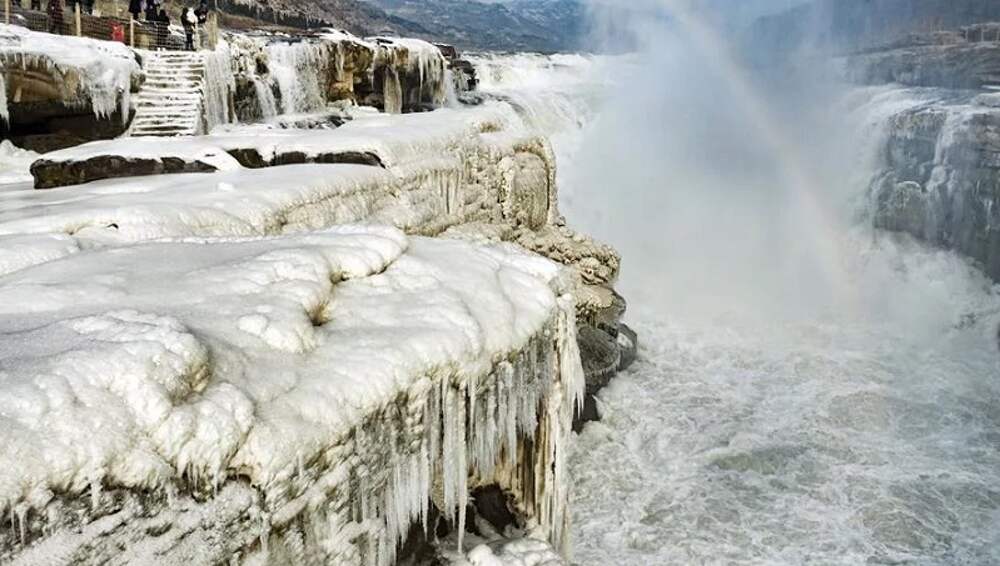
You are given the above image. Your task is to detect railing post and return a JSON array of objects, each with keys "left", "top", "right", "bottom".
[
  {"left": 129, "top": 17, "right": 134, "bottom": 47},
  {"left": 4, "top": 0, "right": 10, "bottom": 25},
  {"left": 74, "top": 2, "right": 81, "bottom": 36}
]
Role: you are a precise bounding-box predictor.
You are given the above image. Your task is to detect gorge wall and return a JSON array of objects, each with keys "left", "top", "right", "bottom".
[{"left": 833, "top": 23, "right": 1000, "bottom": 282}]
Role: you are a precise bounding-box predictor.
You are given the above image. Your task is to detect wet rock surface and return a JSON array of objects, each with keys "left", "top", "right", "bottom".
[
  {"left": 847, "top": 40, "right": 1000, "bottom": 89},
  {"left": 871, "top": 96, "right": 1000, "bottom": 281},
  {"left": 30, "top": 154, "right": 218, "bottom": 189}
]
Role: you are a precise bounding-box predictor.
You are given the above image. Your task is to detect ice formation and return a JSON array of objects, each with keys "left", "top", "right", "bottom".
[
  {"left": 0, "top": 71, "right": 8, "bottom": 125},
  {"left": 0, "top": 225, "right": 584, "bottom": 564},
  {"left": 267, "top": 39, "right": 330, "bottom": 115},
  {"left": 202, "top": 41, "right": 237, "bottom": 131},
  {"left": 368, "top": 37, "right": 447, "bottom": 114},
  {"left": 0, "top": 24, "right": 139, "bottom": 121},
  {"left": 466, "top": 539, "right": 566, "bottom": 566}
]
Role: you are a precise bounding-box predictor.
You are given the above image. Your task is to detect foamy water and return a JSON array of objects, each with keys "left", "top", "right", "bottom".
[
  {"left": 473, "top": 45, "right": 1000, "bottom": 566},
  {"left": 571, "top": 236, "right": 1000, "bottom": 565}
]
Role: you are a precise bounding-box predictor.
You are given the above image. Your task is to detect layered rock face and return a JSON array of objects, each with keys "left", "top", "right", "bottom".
[
  {"left": 847, "top": 24, "right": 1000, "bottom": 89},
  {"left": 825, "top": 14, "right": 1000, "bottom": 283},
  {"left": 0, "top": 98, "right": 622, "bottom": 563},
  {"left": 749, "top": 0, "right": 1000, "bottom": 54},
  {"left": 870, "top": 94, "right": 1000, "bottom": 281}
]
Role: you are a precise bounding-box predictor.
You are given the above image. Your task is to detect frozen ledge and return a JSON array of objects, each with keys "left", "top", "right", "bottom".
[
  {"left": 0, "top": 226, "right": 584, "bottom": 564},
  {"left": 28, "top": 109, "right": 506, "bottom": 189}
]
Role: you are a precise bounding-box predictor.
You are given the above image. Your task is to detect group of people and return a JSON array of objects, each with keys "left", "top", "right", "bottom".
[
  {"left": 11, "top": 0, "right": 210, "bottom": 51},
  {"left": 125, "top": 0, "right": 209, "bottom": 50}
]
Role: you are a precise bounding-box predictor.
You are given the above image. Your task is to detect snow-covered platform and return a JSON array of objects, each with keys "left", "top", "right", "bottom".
[{"left": 0, "top": 226, "right": 583, "bottom": 564}]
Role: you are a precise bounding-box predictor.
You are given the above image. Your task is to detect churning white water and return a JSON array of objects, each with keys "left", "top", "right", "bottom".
[{"left": 473, "top": 24, "right": 1000, "bottom": 566}]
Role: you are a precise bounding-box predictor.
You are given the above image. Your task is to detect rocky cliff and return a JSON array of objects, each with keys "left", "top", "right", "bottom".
[
  {"left": 363, "top": 0, "right": 585, "bottom": 53},
  {"left": 0, "top": 26, "right": 142, "bottom": 152},
  {"left": 870, "top": 91, "right": 1000, "bottom": 282},
  {"left": 837, "top": 21, "right": 1000, "bottom": 282},
  {"left": 749, "top": 0, "right": 1000, "bottom": 53}
]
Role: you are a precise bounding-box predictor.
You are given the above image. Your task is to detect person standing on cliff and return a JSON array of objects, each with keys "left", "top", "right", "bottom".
[
  {"left": 127, "top": 0, "right": 141, "bottom": 20},
  {"left": 181, "top": 7, "right": 196, "bottom": 50},
  {"left": 46, "top": 0, "right": 63, "bottom": 33},
  {"left": 155, "top": 7, "right": 169, "bottom": 49},
  {"left": 194, "top": 0, "right": 208, "bottom": 24}
]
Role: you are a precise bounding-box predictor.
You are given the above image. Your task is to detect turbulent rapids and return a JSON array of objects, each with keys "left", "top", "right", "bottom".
[{"left": 471, "top": 28, "right": 1000, "bottom": 566}]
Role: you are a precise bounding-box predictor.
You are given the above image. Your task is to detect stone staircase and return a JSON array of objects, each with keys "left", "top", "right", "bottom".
[{"left": 130, "top": 52, "right": 206, "bottom": 137}]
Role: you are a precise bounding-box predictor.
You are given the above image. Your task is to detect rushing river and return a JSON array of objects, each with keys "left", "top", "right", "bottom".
[{"left": 471, "top": 30, "right": 1000, "bottom": 566}]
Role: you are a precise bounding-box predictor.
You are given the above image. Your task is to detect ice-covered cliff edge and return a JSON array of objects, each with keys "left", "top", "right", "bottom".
[
  {"left": 0, "top": 90, "right": 621, "bottom": 562},
  {"left": 868, "top": 90, "right": 1000, "bottom": 281},
  {"left": 829, "top": 24, "right": 1000, "bottom": 282},
  {"left": 0, "top": 226, "right": 583, "bottom": 565},
  {"left": 0, "top": 25, "right": 142, "bottom": 150}
]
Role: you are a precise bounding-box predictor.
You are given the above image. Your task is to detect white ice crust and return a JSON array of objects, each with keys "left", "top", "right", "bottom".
[
  {"left": 0, "top": 24, "right": 139, "bottom": 119},
  {"left": 37, "top": 106, "right": 506, "bottom": 171},
  {"left": 0, "top": 226, "right": 582, "bottom": 560},
  {"left": 0, "top": 140, "right": 38, "bottom": 187}
]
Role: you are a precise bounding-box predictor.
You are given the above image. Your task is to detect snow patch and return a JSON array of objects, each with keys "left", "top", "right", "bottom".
[{"left": 0, "top": 140, "right": 38, "bottom": 187}]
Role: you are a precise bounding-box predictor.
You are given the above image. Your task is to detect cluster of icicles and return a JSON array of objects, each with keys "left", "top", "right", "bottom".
[
  {"left": 0, "top": 52, "right": 133, "bottom": 122},
  {"left": 202, "top": 44, "right": 237, "bottom": 131},
  {"left": 372, "top": 39, "right": 447, "bottom": 114},
  {"left": 265, "top": 40, "right": 330, "bottom": 115},
  {"left": 263, "top": 304, "right": 584, "bottom": 566},
  {"left": 249, "top": 34, "right": 448, "bottom": 118}
]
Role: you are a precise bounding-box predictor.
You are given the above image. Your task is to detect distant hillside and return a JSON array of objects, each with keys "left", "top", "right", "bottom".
[
  {"left": 748, "top": 0, "right": 1000, "bottom": 53},
  {"left": 212, "top": 0, "right": 430, "bottom": 37},
  {"left": 363, "top": 0, "right": 586, "bottom": 52}
]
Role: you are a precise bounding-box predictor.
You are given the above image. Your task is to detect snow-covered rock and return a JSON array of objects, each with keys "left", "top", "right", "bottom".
[
  {"left": 0, "top": 226, "right": 584, "bottom": 565},
  {"left": 0, "top": 140, "right": 37, "bottom": 187},
  {"left": 0, "top": 24, "right": 141, "bottom": 150},
  {"left": 0, "top": 24, "right": 140, "bottom": 120},
  {"left": 17, "top": 107, "right": 619, "bottom": 318}
]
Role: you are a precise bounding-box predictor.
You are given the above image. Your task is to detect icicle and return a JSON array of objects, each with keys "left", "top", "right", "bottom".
[{"left": 1, "top": 72, "right": 9, "bottom": 126}]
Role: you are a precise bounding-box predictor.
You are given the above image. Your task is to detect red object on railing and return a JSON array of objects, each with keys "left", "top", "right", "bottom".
[{"left": 110, "top": 21, "right": 124, "bottom": 42}]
